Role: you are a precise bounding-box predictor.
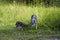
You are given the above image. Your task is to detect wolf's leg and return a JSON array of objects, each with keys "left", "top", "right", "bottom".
[{"left": 16, "top": 25, "right": 18, "bottom": 30}]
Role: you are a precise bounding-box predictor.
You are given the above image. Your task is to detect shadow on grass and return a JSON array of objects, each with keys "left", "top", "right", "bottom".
[
  {"left": 0, "top": 25, "right": 60, "bottom": 40},
  {"left": 0, "top": 25, "right": 60, "bottom": 35}
]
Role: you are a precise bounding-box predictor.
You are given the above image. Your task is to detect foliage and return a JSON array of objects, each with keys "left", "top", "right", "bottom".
[
  {"left": 0, "top": 3, "right": 60, "bottom": 30},
  {"left": 0, "top": 0, "right": 60, "bottom": 6},
  {"left": 0, "top": 2, "right": 60, "bottom": 40}
]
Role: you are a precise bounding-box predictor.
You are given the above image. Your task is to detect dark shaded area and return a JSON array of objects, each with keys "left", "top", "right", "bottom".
[
  {"left": 25, "top": 0, "right": 33, "bottom": 5},
  {"left": 43, "top": 0, "right": 50, "bottom": 6},
  {"left": 0, "top": 0, "right": 60, "bottom": 7}
]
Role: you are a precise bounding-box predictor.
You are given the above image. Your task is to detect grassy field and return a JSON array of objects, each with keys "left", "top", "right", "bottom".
[{"left": 0, "top": 3, "right": 60, "bottom": 40}]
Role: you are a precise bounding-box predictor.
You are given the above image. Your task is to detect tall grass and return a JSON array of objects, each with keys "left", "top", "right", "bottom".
[
  {"left": 0, "top": 3, "right": 60, "bottom": 40},
  {"left": 0, "top": 3, "right": 60, "bottom": 32}
]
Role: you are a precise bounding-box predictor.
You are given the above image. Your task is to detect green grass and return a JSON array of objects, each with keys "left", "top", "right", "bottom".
[{"left": 0, "top": 3, "right": 60, "bottom": 40}]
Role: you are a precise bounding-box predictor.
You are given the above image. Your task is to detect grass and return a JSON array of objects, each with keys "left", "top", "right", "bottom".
[{"left": 0, "top": 3, "right": 60, "bottom": 40}]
